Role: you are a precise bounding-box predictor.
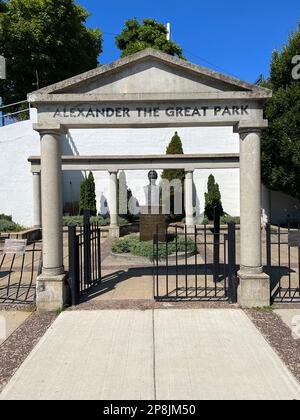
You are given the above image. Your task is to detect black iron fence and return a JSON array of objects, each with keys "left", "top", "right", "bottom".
[
  {"left": 266, "top": 223, "right": 300, "bottom": 303},
  {"left": 0, "top": 234, "right": 41, "bottom": 304},
  {"left": 153, "top": 222, "right": 238, "bottom": 302},
  {"left": 68, "top": 210, "right": 102, "bottom": 305}
]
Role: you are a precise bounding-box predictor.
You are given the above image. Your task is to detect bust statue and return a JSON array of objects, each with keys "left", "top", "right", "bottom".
[{"left": 143, "top": 170, "right": 160, "bottom": 212}]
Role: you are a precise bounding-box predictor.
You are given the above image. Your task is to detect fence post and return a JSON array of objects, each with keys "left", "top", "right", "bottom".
[
  {"left": 213, "top": 206, "right": 221, "bottom": 282},
  {"left": 68, "top": 224, "right": 80, "bottom": 306},
  {"left": 83, "top": 209, "right": 91, "bottom": 285},
  {"left": 228, "top": 222, "right": 237, "bottom": 304}
]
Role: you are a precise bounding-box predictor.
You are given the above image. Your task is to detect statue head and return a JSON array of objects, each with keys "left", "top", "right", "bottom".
[{"left": 148, "top": 170, "right": 158, "bottom": 184}]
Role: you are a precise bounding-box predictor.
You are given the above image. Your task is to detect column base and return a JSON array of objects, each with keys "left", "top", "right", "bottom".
[
  {"left": 109, "top": 225, "right": 120, "bottom": 238},
  {"left": 36, "top": 273, "right": 69, "bottom": 312},
  {"left": 237, "top": 271, "right": 270, "bottom": 308}
]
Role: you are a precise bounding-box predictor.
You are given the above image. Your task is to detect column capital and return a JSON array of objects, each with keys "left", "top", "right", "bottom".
[
  {"left": 233, "top": 120, "right": 268, "bottom": 135},
  {"left": 185, "top": 169, "right": 194, "bottom": 176},
  {"left": 33, "top": 123, "right": 68, "bottom": 135}
]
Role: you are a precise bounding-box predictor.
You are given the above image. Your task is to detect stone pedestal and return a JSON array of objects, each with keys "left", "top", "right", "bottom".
[
  {"left": 109, "top": 225, "right": 120, "bottom": 238},
  {"left": 140, "top": 206, "right": 166, "bottom": 242},
  {"left": 238, "top": 272, "right": 270, "bottom": 308},
  {"left": 36, "top": 273, "right": 69, "bottom": 313}
]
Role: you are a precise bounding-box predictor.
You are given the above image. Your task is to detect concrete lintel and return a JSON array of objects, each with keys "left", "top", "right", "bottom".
[
  {"left": 238, "top": 271, "right": 270, "bottom": 308},
  {"left": 32, "top": 123, "right": 68, "bottom": 135},
  {"left": 28, "top": 154, "right": 240, "bottom": 172},
  {"left": 29, "top": 91, "right": 272, "bottom": 104},
  {"left": 234, "top": 120, "right": 268, "bottom": 133}
]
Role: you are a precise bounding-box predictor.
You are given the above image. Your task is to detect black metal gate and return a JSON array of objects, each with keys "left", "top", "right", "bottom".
[
  {"left": 153, "top": 222, "right": 238, "bottom": 302},
  {"left": 68, "top": 210, "right": 102, "bottom": 305},
  {"left": 266, "top": 223, "right": 300, "bottom": 303},
  {"left": 0, "top": 235, "right": 41, "bottom": 305}
]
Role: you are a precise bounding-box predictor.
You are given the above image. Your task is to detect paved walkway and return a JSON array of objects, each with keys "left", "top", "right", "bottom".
[{"left": 1, "top": 309, "right": 300, "bottom": 400}]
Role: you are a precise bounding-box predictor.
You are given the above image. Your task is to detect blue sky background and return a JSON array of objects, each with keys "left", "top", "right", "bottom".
[{"left": 77, "top": 0, "right": 299, "bottom": 83}]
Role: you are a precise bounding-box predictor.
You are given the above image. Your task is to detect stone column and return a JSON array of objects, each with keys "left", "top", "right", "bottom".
[
  {"left": 185, "top": 170, "right": 195, "bottom": 230},
  {"left": 32, "top": 171, "right": 41, "bottom": 227},
  {"left": 34, "top": 124, "right": 67, "bottom": 312},
  {"left": 237, "top": 122, "right": 270, "bottom": 307},
  {"left": 109, "top": 171, "right": 120, "bottom": 238}
]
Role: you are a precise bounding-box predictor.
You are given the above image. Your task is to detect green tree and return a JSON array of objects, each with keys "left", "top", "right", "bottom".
[
  {"left": 161, "top": 132, "right": 185, "bottom": 219},
  {"left": 79, "top": 172, "right": 97, "bottom": 216},
  {"left": 0, "top": 0, "right": 7, "bottom": 13},
  {"left": 116, "top": 18, "right": 184, "bottom": 59},
  {"left": 0, "top": 0, "right": 102, "bottom": 105},
  {"left": 261, "top": 23, "right": 300, "bottom": 200},
  {"left": 205, "top": 175, "right": 224, "bottom": 221}
]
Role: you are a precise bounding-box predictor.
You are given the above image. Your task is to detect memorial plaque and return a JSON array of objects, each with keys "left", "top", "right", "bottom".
[
  {"left": 3, "top": 239, "right": 27, "bottom": 255},
  {"left": 288, "top": 232, "right": 300, "bottom": 248},
  {"left": 140, "top": 206, "right": 167, "bottom": 242}
]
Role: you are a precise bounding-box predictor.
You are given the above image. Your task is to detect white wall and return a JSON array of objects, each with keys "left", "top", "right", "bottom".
[{"left": 0, "top": 121, "right": 39, "bottom": 227}]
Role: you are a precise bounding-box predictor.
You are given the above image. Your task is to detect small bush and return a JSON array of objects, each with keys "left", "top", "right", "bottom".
[
  {"left": 0, "top": 214, "right": 13, "bottom": 222},
  {"left": 0, "top": 219, "right": 23, "bottom": 232},
  {"left": 112, "top": 235, "right": 196, "bottom": 261},
  {"left": 63, "top": 215, "right": 128, "bottom": 227},
  {"left": 220, "top": 215, "right": 240, "bottom": 225}
]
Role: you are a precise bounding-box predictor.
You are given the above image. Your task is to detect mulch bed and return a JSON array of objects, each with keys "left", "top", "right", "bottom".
[
  {"left": 0, "top": 312, "right": 56, "bottom": 392},
  {"left": 245, "top": 309, "right": 300, "bottom": 383}
]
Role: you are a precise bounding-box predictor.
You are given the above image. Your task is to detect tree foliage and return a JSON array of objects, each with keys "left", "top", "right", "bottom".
[
  {"left": 205, "top": 175, "right": 224, "bottom": 221},
  {"left": 116, "top": 18, "right": 184, "bottom": 59},
  {"left": 161, "top": 132, "right": 185, "bottom": 183},
  {"left": 79, "top": 172, "right": 97, "bottom": 216},
  {"left": 161, "top": 132, "right": 185, "bottom": 219},
  {"left": 261, "top": 23, "right": 300, "bottom": 200},
  {"left": 0, "top": 0, "right": 102, "bottom": 104}
]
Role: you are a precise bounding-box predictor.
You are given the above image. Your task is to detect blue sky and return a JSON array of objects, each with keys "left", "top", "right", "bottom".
[{"left": 77, "top": 0, "right": 299, "bottom": 83}]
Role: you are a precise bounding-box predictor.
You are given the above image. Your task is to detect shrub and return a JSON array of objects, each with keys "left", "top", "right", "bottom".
[
  {"left": 220, "top": 215, "right": 240, "bottom": 225},
  {"left": 205, "top": 175, "right": 224, "bottom": 221},
  {"left": 63, "top": 215, "right": 128, "bottom": 227},
  {"left": 112, "top": 235, "right": 196, "bottom": 261},
  {"left": 79, "top": 172, "right": 97, "bottom": 216},
  {"left": 0, "top": 214, "right": 13, "bottom": 222},
  {"left": 161, "top": 132, "right": 185, "bottom": 220},
  {"left": 0, "top": 219, "right": 23, "bottom": 232}
]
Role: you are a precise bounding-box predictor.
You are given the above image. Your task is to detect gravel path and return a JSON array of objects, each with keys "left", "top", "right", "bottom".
[
  {"left": 245, "top": 309, "right": 300, "bottom": 384},
  {"left": 0, "top": 312, "right": 56, "bottom": 392}
]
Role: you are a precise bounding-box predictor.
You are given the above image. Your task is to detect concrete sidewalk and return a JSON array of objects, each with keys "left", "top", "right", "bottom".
[{"left": 1, "top": 309, "right": 300, "bottom": 400}]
